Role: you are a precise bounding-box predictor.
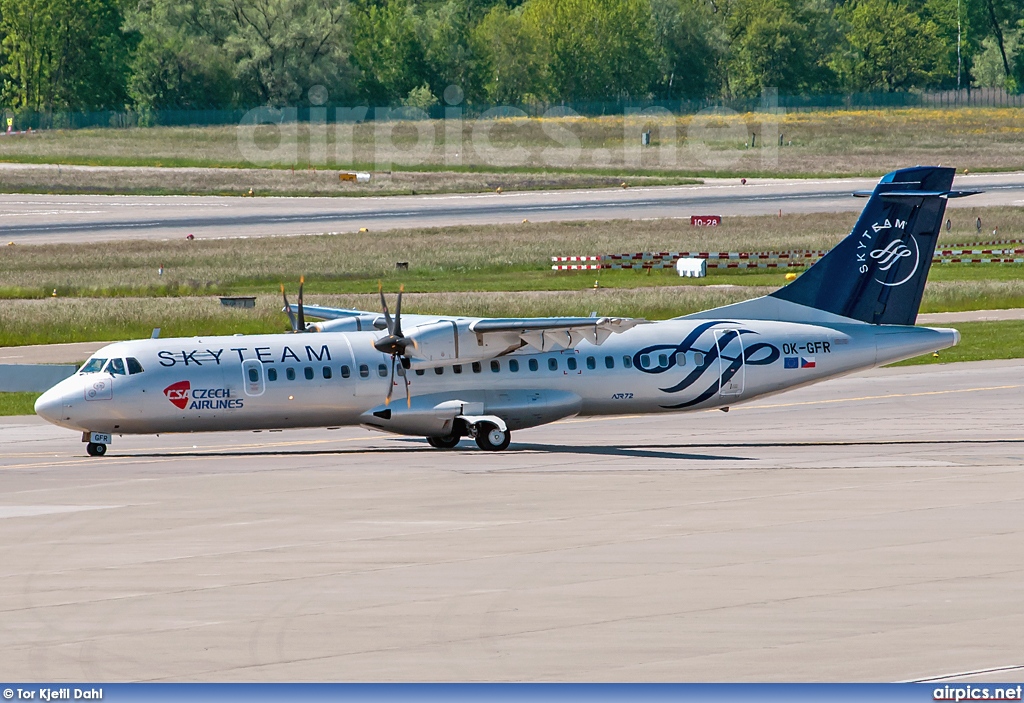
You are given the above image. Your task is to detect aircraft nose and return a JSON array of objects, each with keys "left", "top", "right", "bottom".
[{"left": 34, "top": 386, "right": 64, "bottom": 423}]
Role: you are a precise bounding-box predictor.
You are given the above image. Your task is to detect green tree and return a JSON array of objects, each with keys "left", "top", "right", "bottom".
[
  {"left": 226, "top": 0, "right": 355, "bottom": 106},
  {"left": 420, "top": 0, "right": 478, "bottom": 101},
  {"left": 834, "top": 0, "right": 945, "bottom": 91},
  {"left": 469, "top": 3, "right": 547, "bottom": 103},
  {"left": 726, "top": 0, "right": 834, "bottom": 96},
  {"left": 651, "top": 0, "right": 725, "bottom": 99},
  {"left": 350, "top": 0, "right": 424, "bottom": 104},
  {"left": 0, "top": 0, "right": 134, "bottom": 110},
  {"left": 125, "top": 0, "right": 237, "bottom": 109},
  {"left": 522, "top": 0, "right": 661, "bottom": 101}
]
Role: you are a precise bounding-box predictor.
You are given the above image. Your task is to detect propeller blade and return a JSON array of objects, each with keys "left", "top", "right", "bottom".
[
  {"left": 384, "top": 355, "right": 396, "bottom": 406},
  {"left": 378, "top": 281, "right": 393, "bottom": 334},
  {"left": 297, "top": 276, "right": 306, "bottom": 331},
  {"left": 281, "top": 284, "right": 297, "bottom": 332},
  {"left": 404, "top": 365, "right": 411, "bottom": 408},
  {"left": 393, "top": 285, "right": 404, "bottom": 338}
]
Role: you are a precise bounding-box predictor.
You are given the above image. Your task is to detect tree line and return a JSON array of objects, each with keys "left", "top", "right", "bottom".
[{"left": 1, "top": 0, "right": 1022, "bottom": 112}]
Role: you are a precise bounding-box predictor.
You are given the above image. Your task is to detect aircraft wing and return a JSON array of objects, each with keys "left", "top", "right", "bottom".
[
  {"left": 289, "top": 304, "right": 373, "bottom": 320},
  {"left": 289, "top": 301, "right": 645, "bottom": 356},
  {"left": 399, "top": 316, "right": 647, "bottom": 368},
  {"left": 468, "top": 317, "right": 645, "bottom": 350}
]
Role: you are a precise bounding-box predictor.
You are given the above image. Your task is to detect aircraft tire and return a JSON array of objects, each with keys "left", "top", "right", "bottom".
[
  {"left": 86, "top": 442, "right": 107, "bottom": 457},
  {"left": 475, "top": 424, "right": 510, "bottom": 452},
  {"left": 427, "top": 434, "right": 461, "bottom": 449}
]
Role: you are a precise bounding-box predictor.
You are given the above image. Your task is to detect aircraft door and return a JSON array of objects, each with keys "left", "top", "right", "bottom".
[
  {"left": 715, "top": 329, "right": 745, "bottom": 397},
  {"left": 241, "top": 359, "right": 265, "bottom": 397},
  {"left": 337, "top": 335, "right": 360, "bottom": 398}
]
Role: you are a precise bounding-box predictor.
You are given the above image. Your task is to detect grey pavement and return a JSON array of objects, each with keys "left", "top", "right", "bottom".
[
  {"left": 2, "top": 171, "right": 1023, "bottom": 244},
  {"left": 2, "top": 359, "right": 1023, "bottom": 681}
]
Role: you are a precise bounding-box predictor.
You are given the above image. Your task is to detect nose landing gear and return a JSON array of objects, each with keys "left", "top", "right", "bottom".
[{"left": 86, "top": 442, "right": 107, "bottom": 457}]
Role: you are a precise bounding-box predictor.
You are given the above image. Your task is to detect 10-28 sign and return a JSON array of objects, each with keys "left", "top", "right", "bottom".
[{"left": 690, "top": 215, "right": 721, "bottom": 227}]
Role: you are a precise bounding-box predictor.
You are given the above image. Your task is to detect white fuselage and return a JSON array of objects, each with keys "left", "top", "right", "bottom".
[{"left": 34, "top": 316, "right": 957, "bottom": 439}]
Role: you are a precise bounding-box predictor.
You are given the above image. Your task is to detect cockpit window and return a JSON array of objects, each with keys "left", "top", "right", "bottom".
[
  {"left": 104, "top": 358, "right": 126, "bottom": 375},
  {"left": 80, "top": 358, "right": 107, "bottom": 374},
  {"left": 126, "top": 357, "right": 144, "bottom": 374}
]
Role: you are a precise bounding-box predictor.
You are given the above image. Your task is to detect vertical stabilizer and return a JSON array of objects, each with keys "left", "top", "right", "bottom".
[{"left": 770, "top": 166, "right": 968, "bottom": 326}]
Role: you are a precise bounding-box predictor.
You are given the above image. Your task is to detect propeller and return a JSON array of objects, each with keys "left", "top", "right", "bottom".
[
  {"left": 374, "top": 283, "right": 414, "bottom": 407},
  {"left": 280, "top": 276, "right": 308, "bottom": 333}
]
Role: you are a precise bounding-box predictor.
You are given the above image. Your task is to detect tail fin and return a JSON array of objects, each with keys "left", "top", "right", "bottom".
[{"left": 771, "top": 166, "right": 975, "bottom": 325}]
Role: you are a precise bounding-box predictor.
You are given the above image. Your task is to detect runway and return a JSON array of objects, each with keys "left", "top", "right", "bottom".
[
  {"left": 2, "top": 358, "right": 1024, "bottom": 681},
  {"left": 3, "top": 171, "right": 1023, "bottom": 244}
]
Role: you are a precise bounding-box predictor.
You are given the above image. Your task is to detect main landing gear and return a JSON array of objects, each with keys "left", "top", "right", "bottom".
[
  {"left": 474, "top": 423, "right": 510, "bottom": 451},
  {"left": 426, "top": 422, "right": 511, "bottom": 452},
  {"left": 86, "top": 442, "right": 107, "bottom": 457}
]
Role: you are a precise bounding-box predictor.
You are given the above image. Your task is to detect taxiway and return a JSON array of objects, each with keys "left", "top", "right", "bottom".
[
  {"left": 2, "top": 171, "right": 1023, "bottom": 244},
  {"left": 2, "top": 359, "right": 1023, "bottom": 681}
]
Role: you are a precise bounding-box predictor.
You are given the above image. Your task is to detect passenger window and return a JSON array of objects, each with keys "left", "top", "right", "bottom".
[
  {"left": 286, "top": 367, "right": 296, "bottom": 381},
  {"left": 528, "top": 359, "right": 539, "bottom": 372},
  {"left": 415, "top": 369, "right": 425, "bottom": 376},
  {"left": 359, "top": 364, "right": 369, "bottom": 378},
  {"left": 80, "top": 358, "right": 107, "bottom": 374},
  {"left": 605, "top": 356, "right": 615, "bottom": 369},
  {"left": 509, "top": 359, "right": 519, "bottom": 372},
  {"left": 434, "top": 367, "right": 444, "bottom": 375},
  {"left": 267, "top": 368, "right": 278, "bottom": 381},
  {"left": 623, "top": 355, "right": 632, "bottom": 369},
  {"left": 640, "top": 354, "right": 651, "bottom": 369},
  {"left": 472, "top": 362, "right": 481, "bottom": 373},
  {"left": 490, "top": 360, "right": 500, "bottom": 372},
  {"left": 105, "top": 358, "right": 126, "bottom": 375},
  {"left": 567, "top": 357, "right": 577, "bottom": 371},
  {"left": 377, "top": 364, "right": 388, "bottom": 377},
  {"left": 322, "top": 366, "right": 332, "bottom": 379},
  {"left": 693, "top": 352, "right": 705, "bottom": 367},
  {"left": 675, "top": 353, "right": 686, "bottom": 366},
  {"left": 659, "top": 354, "right": 668, "bottom": 367},
  {"left": 248, "top": 368, "right": 259, "bottom": 383},
  {"left": 126, "top": 357, "right": 144, "bottom": 374},
  {"left": 453, "top": 364, "right": 463, "bottom": 374},
  {"left": 586, "top": 356, "right": 596, "bottom": 370},
  {"left": 341, "top": 365, "right": 351, "bottom": 378},
  {"left": 547, "top": 358, "right": 558, "bottom": 371},
  {"left": 304, "top": 367, "right": 314, "bottom": 380}
]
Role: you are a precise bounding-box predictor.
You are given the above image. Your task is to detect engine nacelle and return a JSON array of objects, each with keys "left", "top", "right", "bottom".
[
  {"left": 404, "top": 321, "right": 519, "bottom": 369},
  {"left": 310, "top": 315, "right": 385, "bottom": 333}
]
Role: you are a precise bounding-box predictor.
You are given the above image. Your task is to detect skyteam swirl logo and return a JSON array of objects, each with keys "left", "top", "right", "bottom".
[
  {"left": 635, "top": 321, "right": 779, "bottom": 409},
  {"left": 870, "top": 235, "right": 920, "bottom": 287}
]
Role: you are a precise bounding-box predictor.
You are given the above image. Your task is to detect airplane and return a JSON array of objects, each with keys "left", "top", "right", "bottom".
[{"left": 34, "top": 166, "right": 977, "bottom": 457}]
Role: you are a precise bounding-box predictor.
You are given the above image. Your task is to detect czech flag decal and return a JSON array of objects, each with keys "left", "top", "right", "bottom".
[{"left": 801, "top": 357, "right": 816, "bottom": 369}]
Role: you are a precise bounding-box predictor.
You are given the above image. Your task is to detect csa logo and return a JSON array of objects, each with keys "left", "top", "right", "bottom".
[{"left": 163, "top": 380, "right": 190, "bottom": 409}]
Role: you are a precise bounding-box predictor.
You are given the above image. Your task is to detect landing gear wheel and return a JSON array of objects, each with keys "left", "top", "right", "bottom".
[
  {"left": 427, "top": 434, "right": 461, "bottom": 449},
  {"left": 475, "top": 424, "right": 510, "bottom": 452},
  {"left": 86, "top": 442, "right": 107, "bottom": 457}
]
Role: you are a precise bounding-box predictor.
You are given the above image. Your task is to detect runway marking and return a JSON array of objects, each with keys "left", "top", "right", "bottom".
[
  {"left": 736, "top": 383, "right": 1024, "bottom": 411},
  {"left": 559, "top": 383, "right": 1024, "bottom": 425},
  {"left": 0, "top": 505, "right": 120, "bottom": 519},
  {"left": 902, "top": 663, "right": 1024, "bottom": 682}
]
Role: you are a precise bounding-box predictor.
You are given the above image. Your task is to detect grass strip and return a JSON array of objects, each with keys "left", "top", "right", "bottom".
[{"left": 0, "top": 392, "right": 40, "bottom": 416}]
